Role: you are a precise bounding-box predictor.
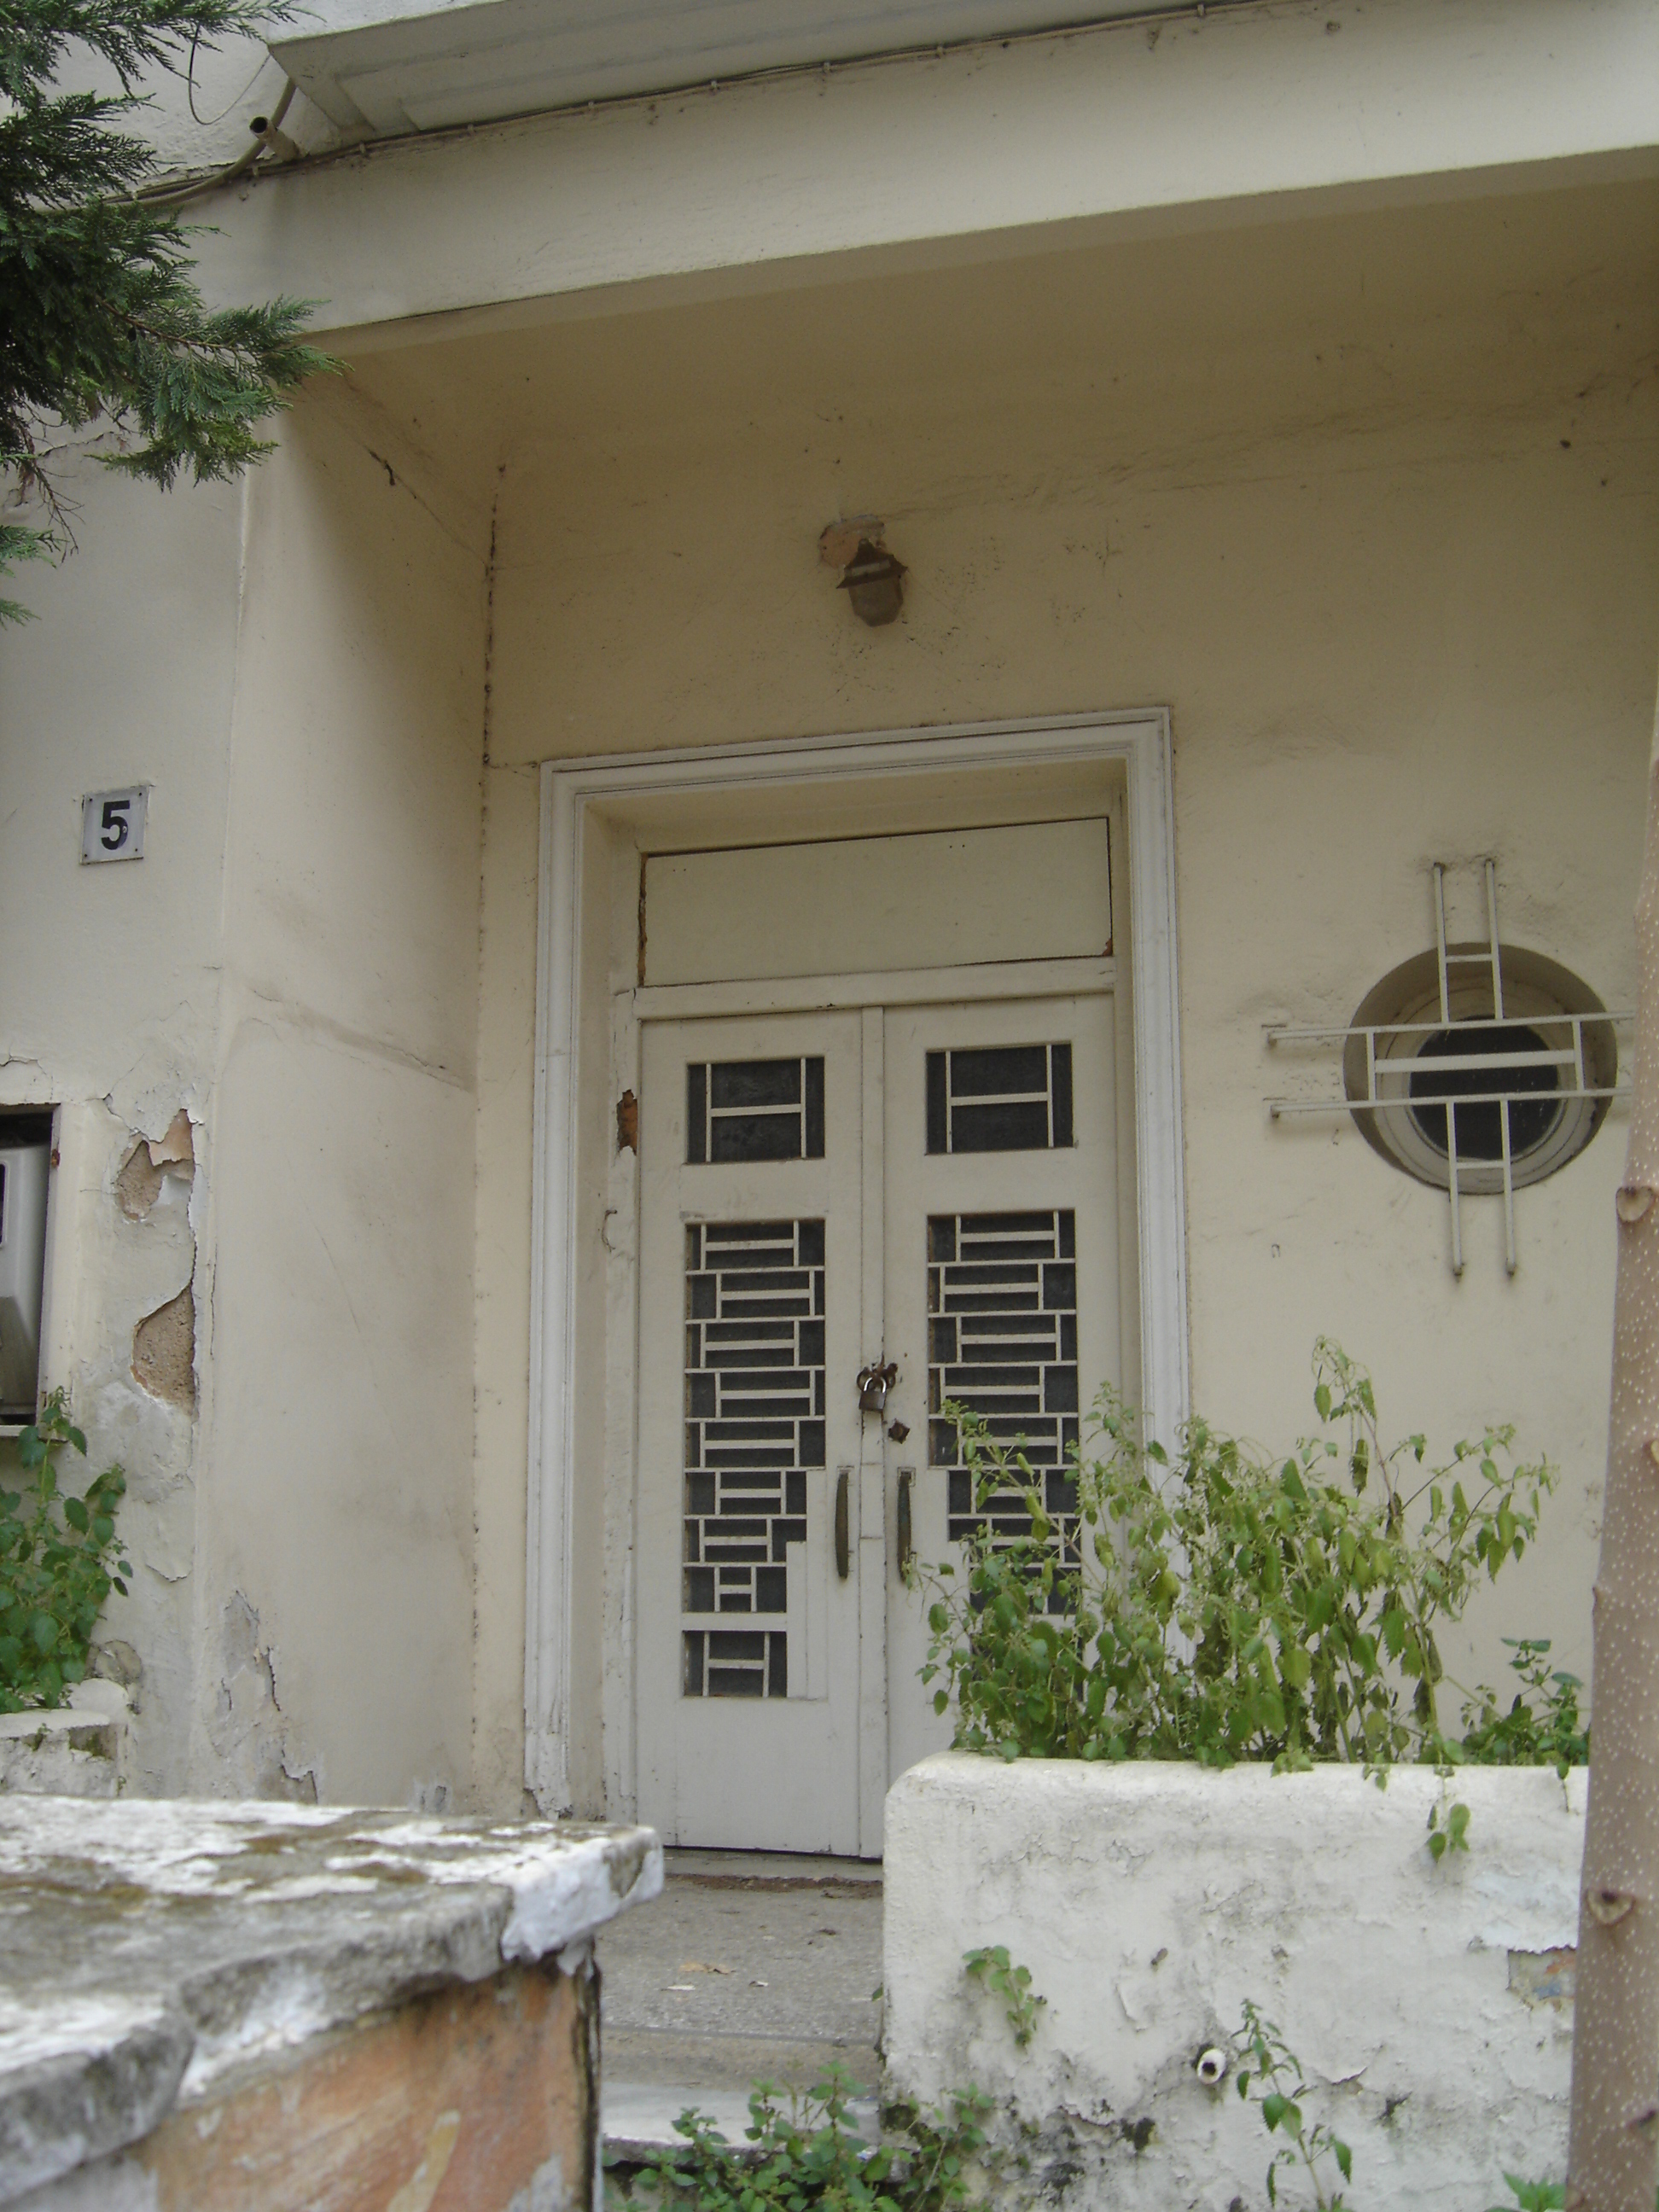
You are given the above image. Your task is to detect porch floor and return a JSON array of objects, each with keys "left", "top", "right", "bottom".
[{"left": 599, "top": 1850, "right": 883, "bottom": 2159}]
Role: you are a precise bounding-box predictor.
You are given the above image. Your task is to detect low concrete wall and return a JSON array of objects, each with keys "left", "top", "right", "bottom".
[
  {"left": 0, "top": 1685, "right": 130, "bottom": 1799},
  {"left": 883, "top": 1753, "right": 1585, "bottom": 2211},
  {"left": 0, "top": 1797, "right": 662, "bottom": 2210}
]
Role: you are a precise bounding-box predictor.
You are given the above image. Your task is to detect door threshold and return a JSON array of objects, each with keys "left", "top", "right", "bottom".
[{"left": 664, "top": 1848, "right": 882, "bottom": 1889}]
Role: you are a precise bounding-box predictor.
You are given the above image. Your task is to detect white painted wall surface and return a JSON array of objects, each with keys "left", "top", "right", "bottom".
[{"left": 885, "top": 1752, "right": 1585, "bottom": 2209}]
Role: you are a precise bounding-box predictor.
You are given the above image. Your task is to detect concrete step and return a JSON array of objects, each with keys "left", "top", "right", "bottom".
[
  {"left": 602, "top": 2081, "right": 881, "bottom": 2165},
  {"left": 604, "top": 2025, "right": 878, "bottom": 2093},
  {"left": 600, "top": 1844, "right": 885, "bottom": 2183},
  {"left": 663, "top": 1848, "right": 882, "bottom": 1889}
]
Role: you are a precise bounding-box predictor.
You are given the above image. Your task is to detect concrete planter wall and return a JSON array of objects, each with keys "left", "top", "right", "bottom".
[
  {"left": 0, "top": 1683, "right": 130, "bottom": 1797},
  {"left": 884, "top": 1753, "right": 1585, "bottom": 2211},
  {"left": 0, "top": 1796, "right": 661, "bottom": 2210}
]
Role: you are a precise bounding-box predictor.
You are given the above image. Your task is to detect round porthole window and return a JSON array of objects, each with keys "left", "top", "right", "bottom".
[{"left": 1343, "top": 948, "right": 1617, "bottom": 1193}]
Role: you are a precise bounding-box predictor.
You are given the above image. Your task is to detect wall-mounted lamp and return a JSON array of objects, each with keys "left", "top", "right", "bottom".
[
  {"left": 838, "top": 538, "right": 905, "bottom": 626},
  {"left": 819, "top": 517, "right": 906, "bottom": 627}
]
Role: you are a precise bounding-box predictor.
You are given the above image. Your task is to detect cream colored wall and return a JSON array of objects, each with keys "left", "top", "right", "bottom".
[
  {"left": 0, "top": 461, "right": 242, "bottom": 1792},
  {"left": 7, "top": 164, "right": 1656, "bottom": 1816},
  {"left": 453, "top": 178, "right": 1659, "bottom": 1806},
  {"left": 0, "top": 384, "right": 493, "bottom": 1806},
  {"left": 0, "top": 244, "right": 511, "bottom": 1809},
  {"left": 473, "top": 759, "right": 541, "bottom": 1813},
  {"left": 193, "top": 395, "right": 490, "bottom": 1805}
]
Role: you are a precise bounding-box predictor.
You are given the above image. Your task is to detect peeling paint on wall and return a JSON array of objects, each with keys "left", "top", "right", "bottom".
[
  {"left": 14, "top": 1100, "right": 210, "bottom": 1796},
  {"left": 207, "top": 1593, "right": 318, "bottom": 1803},
  {"left": 132, "top": 1286, "right": 195, "bottom": 1410},
  {"left": 115, "top": 1109, "right": 194, "bottom": 1220},
  {"left": 1510, "top": 1947, "right": 1577, "bottom": 2005}
]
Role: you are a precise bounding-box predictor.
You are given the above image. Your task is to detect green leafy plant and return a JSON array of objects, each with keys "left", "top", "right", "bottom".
[
  {"left": 1236, "top": 2002, "right": 1353, "bottom": 2209},
  {"left": 1425, "top": 1795, "right": 1470, "bottom": 1863},
  {"left": 917, "top": 1341, "right": 1567, "bottom": 1773},
  {"left": 626, "top": 2068, "right": 997, "bottom": 2212},
  {"left": 1, "top": 0, "right": 335, "bottom": 620},
  {"left": 1486, "top": 2181, "right": 1565, "bottom": 2212},
  {"left": 962, "top": 1946, "right": 1045, "bottom": 2049},
  {"left": 0, "top": 1388, "right": 130, "bottom": 1711},
  {"left": 1485, "top": 2182, "right": 1659, "bottom": 2211},
  {"left": 1458, "top": 1639, "right": 1588, "bottom": 1776}
]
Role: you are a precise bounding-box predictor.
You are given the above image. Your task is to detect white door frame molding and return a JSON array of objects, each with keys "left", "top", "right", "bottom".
[{"left": 526, "top": 710, "right": 1187, "bottom": 1812}]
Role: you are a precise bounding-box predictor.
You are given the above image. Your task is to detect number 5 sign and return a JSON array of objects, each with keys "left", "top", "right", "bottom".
[{"left": 81, "top": 786, "right": 148, "bottom": 864}]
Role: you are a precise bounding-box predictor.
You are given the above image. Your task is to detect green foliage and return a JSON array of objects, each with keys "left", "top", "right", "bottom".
[
  {"left": 1425, "top": 1795, "right": 1471, "bottom": 1863},
  {"left": 1485, "top": 2182, "right": 1659, "bottom": 2210},
  {"left": 962, "top": 1947, "right": 1045, "bottom": 2049},
  {"left": 1486, "top": 2182, "right": 1566, "bottom": 2212},
  {"left": 626, "top": 2069, "right": 998, "bottom": 2212},
  {"left": 1, "top": 0, "right": 334, "bottom": 619},
  {"left": 0, "top": 1388, "right": 130, "bottom": 1711},
  {"left": 1458, "top": 1639, "right": 1588, "bottom": 1777},
  {"left": 917, "top": 1341, "right": 1568, "bottom": 1773},
  {"left": 1236, "top": 2003, "right": 1353, "bottom": 2210}
]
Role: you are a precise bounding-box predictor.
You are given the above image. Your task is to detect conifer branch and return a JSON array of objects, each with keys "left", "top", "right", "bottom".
[{"left": 0, "top": 0, "right": 334, "bottom": 619}]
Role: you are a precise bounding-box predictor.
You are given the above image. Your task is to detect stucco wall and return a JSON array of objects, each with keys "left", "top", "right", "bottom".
[
  {"left": 0, "top": 458, "right": 242, "bottom": 1791},
  {"left": 4, "top": 158, "right": 1656, "bottom": 1814},
  {"left": 885, "top": 1752, "right": 1585, "bottom": 2209},
  {"left": 445, "top": 178, "right": 1659, "bottom": 1808},
  {"left": 0, "top": 381, "right": 490, "bottom": 1806},
  {"left": 194, "top": 396, "right": 489, "bottom": 1805}
]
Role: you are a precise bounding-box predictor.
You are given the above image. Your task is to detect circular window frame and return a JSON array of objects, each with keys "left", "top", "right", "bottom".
[{"left": 1343, "top": 946, "right": 1616, "bottom": 1194}]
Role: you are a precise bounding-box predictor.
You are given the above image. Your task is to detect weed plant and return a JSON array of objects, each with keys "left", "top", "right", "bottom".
[
  {"left": 623, "top": 2071, "right": 999, "bottom": 2212},
  {"left": 0, "top": 1389, "right": 129, "bottom": 1711},
  {"left": 916, "top": 1341, "right": 1579, "bottom": 1773}
]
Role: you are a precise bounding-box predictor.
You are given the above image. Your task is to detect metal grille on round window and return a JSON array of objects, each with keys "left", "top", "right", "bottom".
[{"left": 1267, "top": 863, "right": 1627, "bottom": 1277}]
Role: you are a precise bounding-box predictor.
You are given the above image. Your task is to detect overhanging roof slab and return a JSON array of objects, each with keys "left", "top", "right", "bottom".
[
  {"left": 273, "top": 0, "right": 1179, "bottom": 135},
  {"left": 201, "top": 0, "right": 1659, "bottom": 341}
]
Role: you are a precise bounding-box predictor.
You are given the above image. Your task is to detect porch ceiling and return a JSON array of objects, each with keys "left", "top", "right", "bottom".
[{"left": 327, "top": 173, "right": 1659, "bottom": 526}]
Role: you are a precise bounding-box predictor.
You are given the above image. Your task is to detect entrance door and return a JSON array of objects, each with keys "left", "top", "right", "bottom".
[
  {"left": 635, "top": 991, "right": 1118, "bottom": 1853},
  {"left": 636, "top": 1011, "right": 864, "bottom": 1853},
  {"left": 880, "top": 994, "right": 1119, "bottom": 1787}
]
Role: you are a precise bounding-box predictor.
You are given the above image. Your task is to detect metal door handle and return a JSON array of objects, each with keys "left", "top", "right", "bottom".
[
  {"left": 897, "top": 1468, "right": 914, "bottom": 1579},
  {"left": 835, "top": 1467, "right": 851, "bottom": 1580}
]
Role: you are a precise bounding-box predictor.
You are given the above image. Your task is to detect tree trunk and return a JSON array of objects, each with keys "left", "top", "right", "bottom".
[{"left": 1569, "top": 668, "right": 1659, "bottom": 2212}]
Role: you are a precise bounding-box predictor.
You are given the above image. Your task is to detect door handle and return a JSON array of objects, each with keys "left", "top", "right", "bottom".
[
  {"left": 835, "top": 1467, "right": 851, "bottom": 1580},
  {"left": 897, "top": 1467, "right": 914, "bottom": 1580}
]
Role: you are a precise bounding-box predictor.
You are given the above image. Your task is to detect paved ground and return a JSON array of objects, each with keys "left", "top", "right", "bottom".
[{"left": 599, "top": 1851, "right": 883, "bottom": 2155}]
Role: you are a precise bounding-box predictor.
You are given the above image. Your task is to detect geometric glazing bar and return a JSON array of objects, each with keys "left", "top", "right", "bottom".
[
  {"left": 683, "top": 1220, "right": 824, "bottom": 1694},
  {"left": 925, "top": 1042, "right": 1074, "bottom": 1153},
  {"left": 688, "top": 1057, "right": 825, "bottom": 1162},
  {"left": 927, "top": 1208, "right": 1080, "bottom": 1612}
]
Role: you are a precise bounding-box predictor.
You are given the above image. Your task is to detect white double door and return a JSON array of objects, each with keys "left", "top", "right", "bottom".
[{"left": 635, "top": 991, "right": 1118, "bottom": 1854}]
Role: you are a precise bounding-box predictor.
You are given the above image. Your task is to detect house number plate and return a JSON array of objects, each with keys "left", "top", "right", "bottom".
[{"left": 81, "top": 787, "right": 148, "bottom": 864}]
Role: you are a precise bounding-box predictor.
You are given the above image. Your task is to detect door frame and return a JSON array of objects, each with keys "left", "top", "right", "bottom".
[{"left": 526, "top": 712, "right": 1185, "bottom": 1815}]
